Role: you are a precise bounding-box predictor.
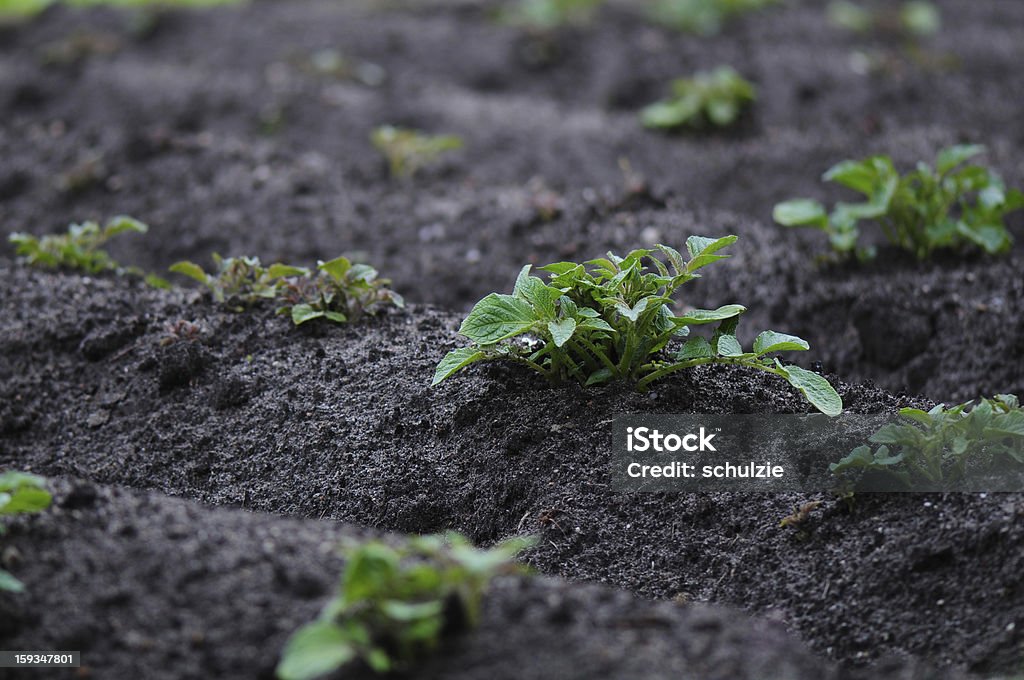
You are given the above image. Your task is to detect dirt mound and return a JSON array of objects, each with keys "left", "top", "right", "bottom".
[{"left": 2, "top": 262, "right": 1021, "bottom": 673}]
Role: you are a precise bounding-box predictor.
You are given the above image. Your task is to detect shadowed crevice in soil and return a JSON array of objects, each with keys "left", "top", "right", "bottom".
[{"left": 2, "top": 263, "right": 1021, "bottom": 674}]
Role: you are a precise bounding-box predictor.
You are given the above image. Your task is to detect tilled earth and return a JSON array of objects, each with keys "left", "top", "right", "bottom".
[{"left": 1, "top": 0, "right": 1023, "bottom": 678}]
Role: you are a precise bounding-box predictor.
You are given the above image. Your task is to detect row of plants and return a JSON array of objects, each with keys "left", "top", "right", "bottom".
[
  {"left": 11, "top": 146, "right": 1024, "bottom": 408},
  {"left": 7, "top": 221, "right": 841, "bottom": 413}
]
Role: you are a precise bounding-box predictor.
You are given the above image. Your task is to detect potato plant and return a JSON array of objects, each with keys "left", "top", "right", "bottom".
[
  {"left": 276, "top": 533, "right": 533, "bottom": 680},
  {"left": 434, "top": 236, "right": 842, "bottom": 416},
  {"left": 774, "top": 145, "right": 1024, "bottom": 259},
  {"left": 827, "top": 0, "right": 941, "bottom": 38},
  {"left": 831, "top": 395, "right": 1024, "bottom": 489},
  {"left": 0, "top": 471, "right": 52, "bottom": 593},
  {"left": 170, "top": 254, "right": 403, "bottom": 325},
  {"left": 648, "top": 0, "right": 779, "bottom": 35},
  {"left": 641, "top": 66, "right": 755, "bottom": 130},
  {"left": 500, "top": 0, "right": 603, "bottom": 29},
  {"left": 9, "top": 216, "right": 168, "bottom": 286},
  {"left": 370, "top": 126, "right": 464, "bottom": 179}
]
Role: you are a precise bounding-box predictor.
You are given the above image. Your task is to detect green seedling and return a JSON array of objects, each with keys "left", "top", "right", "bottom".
[
  {"left": 276, "top": 532, "right": 534, "bottom": 680},
  {"left": 1, "top": 0, "right": 242, "bottom": 20},
  {"left": 774, "top": 145, "right": 1024, "bottom": 259},
  {"left": 170, "top": 255, "right": 403, "bottom": 325},
  {"left": 827, "top": 1, "right": 941, "bottom": 38},
  {"left": 831, "top": 395, "right": 1024, "bottom": 489},
  {"left": 648, "top": 0, "right": 779, "bottom": 35},
  {"left": 499, "top": 0, "right": 603, "bottom": 29},
  {"left": 370, "top": 126, "right": 463, "bottom": 179},
  {"left": 0, "top": 471, "right": 52, "bottom": 593},
  {"left": 9, "top": 216, "right": 167, "bottom": 287},
  {"left": 641, "top": 66, "right": 755, "bottom": 130},
  {"left": 433, "top": 237, "right": 842, "bottom": 416}
]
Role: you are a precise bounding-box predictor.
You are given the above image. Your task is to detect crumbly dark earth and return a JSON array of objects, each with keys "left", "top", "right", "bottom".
[
  {"left": 1, "top": 262, "right": 1021, "bottom": 677},
  {"left": 1, "top": 0, "right": 1023, "bottom": 678}
]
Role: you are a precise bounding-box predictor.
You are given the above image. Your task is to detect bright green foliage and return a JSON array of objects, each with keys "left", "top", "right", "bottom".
[
  {"left": 434, "top": 237, "right": 842, "bottom": 416},
  {"left": 500, "top": 0, "right": 602, "bottom": 29},
  {"left": 827, "top": 1, "right": 941, "bottom": 37},
  {"left": 170, "top": 255, "right": 403, "bottom": 325},
  {"left": 9, "top": 216, "right": 167, "bottom": 286},
  {"left": 276, "top": 533, "right": 534, "bottom": 680},
  {"left": 774, "top": 145, "right": 1024, "bottom": 259},
  {"left": 641, "top": 66, "right": 755, "bottom": 130},
  {"left": 831, "top": 395, "right": 1024, "bottom": 488},
  {"left": 648, "top": 0, "right": 779, "bottom": 35},
  {"left": 370, "top": 126, "right": 464, "bottom": 179},
  {"left": 0, "top": 471, "right": 52, "bottom": 593}
]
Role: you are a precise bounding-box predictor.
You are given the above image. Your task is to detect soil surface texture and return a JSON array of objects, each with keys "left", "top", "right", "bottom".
[{"left": 2, "top": 0, "right": 1023, "bottom": 678}]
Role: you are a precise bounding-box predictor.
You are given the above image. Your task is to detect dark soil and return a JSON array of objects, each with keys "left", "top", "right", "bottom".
[
  {"left": 7, "top": 480, "right": 919, "bottom": 680},
  {"left": 2, "top": 0, "right": 1024, "bottom": 678},
  {"left": 1, "top": 262, "right": 1021, "bottom": 676},
  {"left": 1, "top": 0, "right": 1023, "bottom": 399}
]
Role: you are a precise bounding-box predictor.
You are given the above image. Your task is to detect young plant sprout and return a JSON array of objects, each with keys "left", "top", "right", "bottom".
[
  {"left": 170, "top": 254, "right": 403, "bottom": 325},
  {"left": 500, "top": 0, "right": 603, "bottom": 29},
  {"left": 831, "top": 395, "right": 1024, "bottom": 489},
  {"left": 370, "top": 126, "right": 464, "bottom": 179},
  {"left": 434, "top": 237, "right": 842, "bottom": 416},
  {"left": 648, "top": 0, "right": 779, "bottom": 35},
  {"left": 641, "top": 66, "right": 755, "bottom": 130},
  {"left": 276, "top": 532, "right": 534, "bottom": 680},
  {"left": 827, "top": 0, "right": 941, "bottom": 38},
  {"left": 0, "top": 471, "right": 52, "bottom": 593},
  {"left": 773, "top": 145, "right": 1024, "bottom": 259},
  {"left": 9, "top": 216, "right": 168, "bottom": 286}
]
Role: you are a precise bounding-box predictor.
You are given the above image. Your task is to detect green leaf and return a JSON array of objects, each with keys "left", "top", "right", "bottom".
[
  {"left": 0, "top": 471, "right": 47, "bottom": 493},
  {"left": 577, "top": 316, "right": 613, "bottom": 334},
  {"left": 168, "top": 261, "right": 209, "bottom": 284},
  {"left": 318, "top": 256, "right": 352, "bottom": 281},
  {"left": 547, "top": 318, "right": 577, "bottom": 348},
  {"left": 706, "top": 98, "right": 738, "bottom": 126},
  {"left": 830, "top": 445, "right": 874, "bottom": 473},
  {"left": 276, "top": 621, "right": 357, "bottom": 680},
  {"left": 871, "top": 445, "right": 904, "bottom": 466},
  {"left": 323, "top": 311, "right": 348, "bottom": 324},
  {"left": 773, "top": 199, "right": 828, "bottom": 228},
  {"left": 585, "top": 368, "right": 614, "bottom": 386},
  {"left": 676, "top": 304, "right": 746, "bottom": 326},
  {"left": 267, "top": 264, "right": 310, "bottom": 279},
  {"left": 654, "top": 244, "right": 686, "bottom": 274},
  {"left": 0, "top": 569, "right": 24, "bottom": 593},
  {"left": 753, "top": 330, "right": 810, "bottom": 356},
  {"left": 291, "top": 304, "right": 324, "bottom": 325},
  {"left": 432, "top": 348, "right": 488, "bottom": 385},
  {"left": 458, "top": 294, "right": 537, "bottom": 344},
  {"left": 674, "top": 336, "right": 714, "bottom": 360},
  {"left": 716, "top": 335, "right": 743, "bottom": 357},
  {"left": 380, "top": 600, "right": 444, "bottom": 621},
  {"left": 614, "top": 297, "right": 650, "bottom": 323},
  {"left": 823, "top": 160, "right": 878, "bottom": 195},
  {"left": 985, "top": 411, "right": 1024, "bottom": 438},
  {"left": 104, "top": 216, "right": 148, "bottom": 236},
  {"left": 0, "top": 487, "right": 51, "bottom": 515},
  {"left": 779, "top": 364, "right": 843, "bottom": 416},
  {"left": 685, "top": 234, "right": 737, "bottom": 266},
  {"left": 514, "top": 266, "right": 559, "bottom": 319},
  {"left": 936, "top": 144, "right": 984, "bottom": 174}
]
